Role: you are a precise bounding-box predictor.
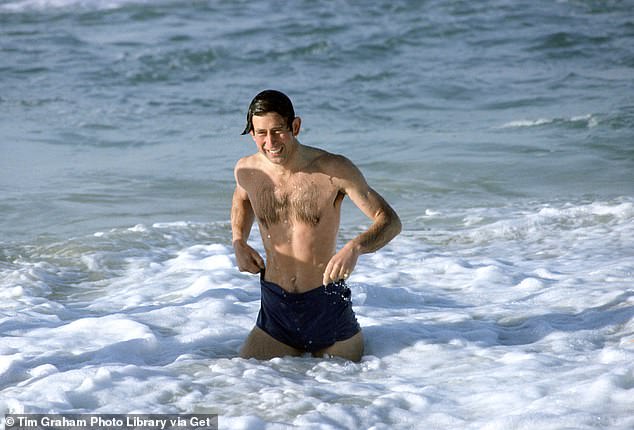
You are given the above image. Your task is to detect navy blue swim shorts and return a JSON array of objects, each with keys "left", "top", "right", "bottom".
[{"left": 256, "top": 273, "right": 361, "bottom": 352}]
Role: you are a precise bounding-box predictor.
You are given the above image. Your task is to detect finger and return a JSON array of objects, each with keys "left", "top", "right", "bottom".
[
  {"left": 241, "top": 263, "right": 258, "bottom": 274},
  {"left": 323, "top": 268, "right": 337, "bottom": 286},
  {"left": 241, "top": 265, "right": 259, "bottom": 274},
  {"left": 331, "top": 270, "right": 346, "bottom": 284},
  {"left": 328, "top": 262, "right": 342, "bottom": 284},
  {"left": 249, "top": 256, "right": 265, "bottom": 273},
  {"left": 253, "top": 253, "right": 265, "bottom": 270},
  {"left": 240, "top": 255, "right": 259, "bottom": 274},
  {"left": 322, "top": 272, "right": 331, "bottom": 286},
  {"left": 338, "top": 268, "right": 351, "bottom": 281},
  {"left": 322, "top": 260, "right": 334, "bottom": 285}
]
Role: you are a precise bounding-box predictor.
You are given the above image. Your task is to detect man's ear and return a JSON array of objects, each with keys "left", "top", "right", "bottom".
[{"left": 292, "top": 117, "right": 302, "bottom": 136}]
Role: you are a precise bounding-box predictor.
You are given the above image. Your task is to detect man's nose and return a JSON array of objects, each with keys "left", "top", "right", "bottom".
[{"left": 264, "top": 132, "right": 276, "bottom": 146}]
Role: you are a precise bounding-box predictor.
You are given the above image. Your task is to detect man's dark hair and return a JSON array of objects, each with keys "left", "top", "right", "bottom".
[{"left": 241, "top": 90, "right": 296, "bottom": 135}]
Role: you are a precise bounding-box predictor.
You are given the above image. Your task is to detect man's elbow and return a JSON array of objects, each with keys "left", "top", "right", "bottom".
[
  {"left": 389, "top": 212, "right": 402, "bottom": 239},
  {"left": 378, "top": 207, "right": 402, "bottom": 241}
]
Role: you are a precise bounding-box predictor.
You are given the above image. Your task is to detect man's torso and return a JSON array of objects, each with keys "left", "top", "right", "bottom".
[{"left": 236, "top": 147, "right": 345, "bottom": 292}]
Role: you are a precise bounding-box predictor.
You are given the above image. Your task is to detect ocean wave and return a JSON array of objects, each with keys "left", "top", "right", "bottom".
[
  {"left": 0, "top": 0, "right": 150, "bottom": 12},
  {"left": 2, "top": 201, "right": 633, "bottom": 426},
  {"left": 498, "top": 114, "right": 599, "bottom": 129},
  {"left": 414, "top": 199, "right": 634, "bottom": 249},
  {"left": 1, "top": 0, "right": 633, "bottom": 424}
]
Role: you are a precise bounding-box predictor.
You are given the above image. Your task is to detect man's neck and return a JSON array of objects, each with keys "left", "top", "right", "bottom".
[{"left": 267, "top": 142, "right": 308, "bottom": 174}]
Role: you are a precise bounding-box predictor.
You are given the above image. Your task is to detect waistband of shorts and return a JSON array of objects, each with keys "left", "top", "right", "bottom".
[{"left": 260, "top": 270, "right": 347, "bottom": 299}]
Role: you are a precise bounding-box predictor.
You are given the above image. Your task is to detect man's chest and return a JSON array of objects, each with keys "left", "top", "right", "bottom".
[{"left": 248, "top": 175, "right": 340, "bottom": 227}]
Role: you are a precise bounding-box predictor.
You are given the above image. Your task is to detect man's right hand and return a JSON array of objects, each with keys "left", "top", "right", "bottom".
[{"left": 233, "top": 240, "right": 265, "bottom": 274}]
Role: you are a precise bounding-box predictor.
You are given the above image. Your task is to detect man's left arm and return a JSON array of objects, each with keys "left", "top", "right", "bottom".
[{"left": 322, "top": 156, "right": 402, "bottom": 285}]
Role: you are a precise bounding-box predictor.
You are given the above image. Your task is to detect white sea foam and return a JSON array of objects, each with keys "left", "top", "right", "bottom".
[
  {"left": 498, "top": 114, "right": 598, "bottom": 129},
  {"left": 0, "top": 0, "right": 148, "bottom": 12},
  {"left": 2, "top": 0, "right": 633, "bottom": 425},
  {"left": 1, "top": 199, "right": 633, "bottom": 428}
]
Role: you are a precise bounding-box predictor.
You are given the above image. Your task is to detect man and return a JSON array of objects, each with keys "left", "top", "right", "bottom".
[{"left": 231, "top": 90, "right": 401, "bottom": 362}]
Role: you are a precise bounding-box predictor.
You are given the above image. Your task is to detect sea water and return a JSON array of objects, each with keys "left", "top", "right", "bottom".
[{"left": 1, "top": 0, "right": 633, "bottom": 428}]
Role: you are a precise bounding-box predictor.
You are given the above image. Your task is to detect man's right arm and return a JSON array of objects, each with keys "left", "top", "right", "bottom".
[{"left": 231, "top": 181, "right": 265, "bottom": 274}]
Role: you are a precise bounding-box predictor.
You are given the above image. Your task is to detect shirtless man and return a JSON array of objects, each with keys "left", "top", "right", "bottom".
[{"left": 232, "top": 90, "right": 401, "bottom": 362}]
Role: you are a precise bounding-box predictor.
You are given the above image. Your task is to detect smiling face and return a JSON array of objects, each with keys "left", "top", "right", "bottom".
[{"left": 250, "top": 112, "right": 301, "bottom": 166}]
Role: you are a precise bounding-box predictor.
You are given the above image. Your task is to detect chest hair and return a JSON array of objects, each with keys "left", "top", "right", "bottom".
[{"left": 253, "top": 181, "right": 322, "bottom": 227}]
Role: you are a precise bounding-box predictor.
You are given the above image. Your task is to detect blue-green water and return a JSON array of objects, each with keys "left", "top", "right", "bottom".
[
  {"left": 2, "top": 0, "right": 632, "bottom": 240},
  {"left": 1, "top": 1, "right": 633, "bottom": 428}
]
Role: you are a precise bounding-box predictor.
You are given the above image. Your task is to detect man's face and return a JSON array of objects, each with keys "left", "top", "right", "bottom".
[{"left": 250, "top": 112, "right": 299, "bottom": 165}]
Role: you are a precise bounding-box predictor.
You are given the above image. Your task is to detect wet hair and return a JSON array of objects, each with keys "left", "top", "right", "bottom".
[{"left": 241, "top": 90, "right": 296, "bottom": 135}]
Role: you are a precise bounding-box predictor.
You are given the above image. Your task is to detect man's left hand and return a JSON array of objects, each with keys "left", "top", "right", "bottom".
[{"left": 323, "top": 242, "right": 360, "bottom": 285}]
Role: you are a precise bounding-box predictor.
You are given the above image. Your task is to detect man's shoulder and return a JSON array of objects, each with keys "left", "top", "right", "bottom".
[
  {"left": 307, "top": 147, "right": 366, "bottom": 187},
  {"left": 307, "top": 146, "right": 355, "bottom": 171},
  {"left": 313, "top": 152, "right": 361, "bottom": 182},
  {"left": 233, "top": 154, "right": 267, "bottom": 189},
  {"left": 234, "top": 153, "right": 261, "bottom": 170}
]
